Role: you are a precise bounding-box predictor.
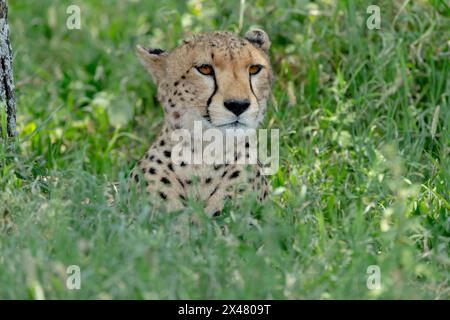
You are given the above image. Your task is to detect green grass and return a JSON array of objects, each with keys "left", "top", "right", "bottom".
[{"left": 0, "top": 0, "right": 449, "bottom": 299}]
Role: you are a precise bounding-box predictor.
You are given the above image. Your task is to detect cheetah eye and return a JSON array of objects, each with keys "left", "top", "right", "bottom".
[
  {"left": 249, "top": 64, "right": 263, "bottom": 75},
  {"left": 196, "top": 64, "right": 214, "bottom": 76}
]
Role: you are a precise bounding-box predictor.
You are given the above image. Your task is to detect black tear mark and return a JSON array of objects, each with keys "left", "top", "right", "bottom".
[
  {"left": 205, "top": 72, "right": 218, "bottom": 123},
  {"left": 249, "top": 75, "right": 260, "bottom": 105}
]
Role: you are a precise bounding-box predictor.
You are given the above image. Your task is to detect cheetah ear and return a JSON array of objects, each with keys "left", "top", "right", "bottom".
[
  {"left": 136, "top": 45, "right": 168, "bottom": 84},
  {"left": 244, "top": 28, "right": 271, "bottom": 52}
]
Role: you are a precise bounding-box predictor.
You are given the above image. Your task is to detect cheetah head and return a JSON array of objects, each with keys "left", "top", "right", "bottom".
[{"left": 137, "top": 29, "right": 273, "bottom": 134}]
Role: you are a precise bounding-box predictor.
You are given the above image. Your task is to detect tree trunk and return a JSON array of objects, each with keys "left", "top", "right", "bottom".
[{"left": 0, "top": 0, "right": 16, "bottom": 137}]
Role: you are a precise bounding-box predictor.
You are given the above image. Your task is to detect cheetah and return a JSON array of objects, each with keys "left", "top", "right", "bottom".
[{"left": 129, "top": 29, "right": 273, "bottom": 216}]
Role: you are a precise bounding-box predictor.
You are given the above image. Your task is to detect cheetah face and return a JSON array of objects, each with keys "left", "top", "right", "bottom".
[{"left": 137, "top": 29, "right": 273, "bottom": 134}]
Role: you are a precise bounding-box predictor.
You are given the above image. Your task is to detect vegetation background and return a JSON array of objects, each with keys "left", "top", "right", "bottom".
[{"left": 0, "top": 0, "right": 448, "bottom": 299}]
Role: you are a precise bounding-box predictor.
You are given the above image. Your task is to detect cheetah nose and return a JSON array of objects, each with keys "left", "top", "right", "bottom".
[{"left": 224, "top": 99, "right": 250, "bottom": 116}]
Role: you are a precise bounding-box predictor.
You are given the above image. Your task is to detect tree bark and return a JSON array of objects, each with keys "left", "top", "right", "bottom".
[{"left": 0, "top": 0, "right": 16, "bottom": 137}]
